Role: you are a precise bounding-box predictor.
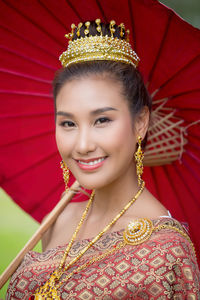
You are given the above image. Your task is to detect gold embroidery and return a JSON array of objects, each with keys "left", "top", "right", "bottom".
[{"left": 123, "top": 219, "right": 196, "bottom": 256}]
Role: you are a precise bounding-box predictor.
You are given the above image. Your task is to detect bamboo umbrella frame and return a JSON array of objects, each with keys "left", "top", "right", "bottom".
[
  {"left": 0, "top": 180, "right": 80, "bottom": 289},
  {"left": 144, "top": 98, "right": 188, "bottom": 166}
]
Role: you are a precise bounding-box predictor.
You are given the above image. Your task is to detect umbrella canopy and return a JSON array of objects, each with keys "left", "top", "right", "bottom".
[{"left": 0, "top": 0, "right": 200, "bottom": 263}]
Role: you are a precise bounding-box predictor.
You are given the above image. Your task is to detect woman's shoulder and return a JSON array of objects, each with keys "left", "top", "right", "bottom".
[
  {"left": 124, "top": 216, "right": 197, "bottom": 264},
  {"left": 42, "top": 201, "right": 86, "bottom": 251}
]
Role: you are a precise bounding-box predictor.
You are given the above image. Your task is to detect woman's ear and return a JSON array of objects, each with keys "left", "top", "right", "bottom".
[{"left": 135, "top": 106, "right": 150, "bottom": 139}]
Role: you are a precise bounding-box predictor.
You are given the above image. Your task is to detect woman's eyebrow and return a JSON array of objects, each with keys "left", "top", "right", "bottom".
[
  {"left": 56, "top": 107, "right": 118, "bottom": 118},
  {"left": 56, "top": 111, "right": 73, "bottom": 118},
  {"left": 90, "top": 107, "right": 118, "bottom": 115}
]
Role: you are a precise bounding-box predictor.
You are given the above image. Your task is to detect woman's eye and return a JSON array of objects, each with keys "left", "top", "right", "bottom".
[
  {"left": 95, "top": 117, "right": 111, "bottom": 125},
  {"left": 60, "top": 121, "right": 75, "bottom": 127}
]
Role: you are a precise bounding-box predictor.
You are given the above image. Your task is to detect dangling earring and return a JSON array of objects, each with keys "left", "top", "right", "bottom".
[
  {"left": 60, "top": 160, "right": 70, "bottom": 191},
  {"left": 134, "top": 136, "right": 144, "bottom": 186}
]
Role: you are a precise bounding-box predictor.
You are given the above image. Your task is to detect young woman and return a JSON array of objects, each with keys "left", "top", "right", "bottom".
[{"left": 7, "top": 20, "right": 200, "bottom": 299}]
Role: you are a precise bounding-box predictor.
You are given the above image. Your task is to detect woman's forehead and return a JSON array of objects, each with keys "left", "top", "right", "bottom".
[{"left": 56, "top": 76, "right": 126, "bottom": 110}]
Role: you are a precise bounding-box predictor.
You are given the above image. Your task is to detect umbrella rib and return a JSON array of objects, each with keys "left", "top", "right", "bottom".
[
  {"left": 145, "top": 136, "right": 183, "bottom": 151},
  {"left": 127, "top": 0, "right": 137, "bottom": 52},
  {"left": 0, "top": 151, "right": 58, "bottom": 185},
  {"left": 30, "top": 180, "right": 65, "bottom": 216},
  {"left": 166, "top": 88, "right": 200, "bottom": 101},
  {"left": 181, "top": 157, "right": 200, "bottom": 184},
  {"left": 186, "top": 149, "right": 200, "bottom": 165},
  {"left": 150, "top": 167, "right": 163, "bottom": 202},
  {"left": 180, "top": 108, "right": 200, "bottom": 112},
  {"left": 65, "top": 0, "right": 83, "bottom": 21},
  {"left": 147, "top": 11, "right": 173, "bottom": 85},
  {"left": 1, "top": 23, "right": 57, "bottom": 59},
  {"left": 0, "top": 68, "right": 52, "bottom": 84},
  {"left": 95, "top": 0, "right": 108, "bottom": 23},
  {"left": 4, "top": 1, "right": 64, "bottom": 47},
  {"left": 0, "top": 129, "right": 54, "bottom": 148},
  {"left": 0, "top": 112, "right": 53, "bottom": 119},
  {"left": 187, "top": 143, "right": 200, "bottom": 153},
  {"left": 163, "top": 165, "right": 188, "bottom": 220},
  {"left": 0, "top": 45, "right": 56, "bottom": 71},
  {"left": 0, "top": 90, "right": 51, "bottom": 98},
  {"left": 149, "top": 120, "right": 184, "bottom": 139},
  {"left": 173, "top": 163, "right": 200, "bottom": 209},
  {"left": 157, "top": 55, "right": 200, "bottom": 92},
  {"left": 187, "top": 133, "right": 200, "bottom": 140},
  {"left": 38, "top": 0, "right": 71, "bottom": 30}
]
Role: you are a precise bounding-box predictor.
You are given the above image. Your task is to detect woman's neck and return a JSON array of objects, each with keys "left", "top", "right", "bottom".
[{"left": 90, "top": 164, "right": 140, "bottom": 216}]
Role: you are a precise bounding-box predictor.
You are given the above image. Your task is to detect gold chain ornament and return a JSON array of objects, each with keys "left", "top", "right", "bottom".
[
  {"left": 34, "top": 214, "right": 196, "bottom": 299},
  {"left": 135, "top": 136, "right": 144, "bottom": 186},
  {"left": 58, "top": 222, "right": 196, "bottom": 287},
  {"left": 60, "top": 160, "right": 70, "bottom": 191},
  {"left": 34, "top": 181, "right": 145, "bottom": 299}
]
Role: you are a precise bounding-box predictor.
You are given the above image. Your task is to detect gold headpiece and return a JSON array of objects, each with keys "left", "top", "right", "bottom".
[{"left": 59, "top": 19, "right": 139, "bottom": 68}]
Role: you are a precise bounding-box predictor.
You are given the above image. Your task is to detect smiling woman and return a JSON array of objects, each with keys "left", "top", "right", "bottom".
[
  {"left": 6, "top": 19, "right": 200, "bottom": 300},
  {"left": 55, "top": 75, "right": 148, "bottom": 191}
]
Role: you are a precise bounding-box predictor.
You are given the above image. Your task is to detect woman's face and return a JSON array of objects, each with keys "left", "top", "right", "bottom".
[{"left": 55, "top": 76, "right": 145, "bottom": 190}]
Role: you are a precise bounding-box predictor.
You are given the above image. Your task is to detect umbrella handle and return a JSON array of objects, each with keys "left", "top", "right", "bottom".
[{"left": 0, "top": 180, "right": 80, "bottom": 290}]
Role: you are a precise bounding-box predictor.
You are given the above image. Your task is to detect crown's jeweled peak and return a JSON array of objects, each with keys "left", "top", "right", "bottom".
[{"left": 60, "top": 19, "right": 140, "bottom": 68}]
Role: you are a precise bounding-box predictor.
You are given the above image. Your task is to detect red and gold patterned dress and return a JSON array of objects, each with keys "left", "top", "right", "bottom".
[{"left": 6, "top": 217, "right": 200, "bottom": 299}]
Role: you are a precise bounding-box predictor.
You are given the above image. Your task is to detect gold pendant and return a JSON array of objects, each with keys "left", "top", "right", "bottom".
[
  {"left": 34, "top": 272, "right": 60, "bottom": 299},
  {"left": 123, "top": 218, "right": 153, "bottom": 245}
]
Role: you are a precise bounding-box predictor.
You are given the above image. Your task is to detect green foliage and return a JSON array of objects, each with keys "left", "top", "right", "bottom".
[
  {"left": 160, "top": 0, "right": 200, "bottom": 29},
  {"left": 0, "top": 189, "right": 42, "bottom": 298}
]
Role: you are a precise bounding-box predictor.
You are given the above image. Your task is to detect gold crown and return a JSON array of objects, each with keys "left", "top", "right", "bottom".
[{"left": 59, "top": 19, "right": 140, "bottom": 68}]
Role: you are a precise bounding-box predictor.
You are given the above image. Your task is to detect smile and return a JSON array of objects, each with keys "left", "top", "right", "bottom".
[
  {"left": 76, "top": 157, "right": 107, "bottom": 170},
  {"left": 78, "top": 157, "right": 106, "bottom": 165}
]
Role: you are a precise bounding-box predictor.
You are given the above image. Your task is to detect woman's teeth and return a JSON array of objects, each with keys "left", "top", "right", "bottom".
[{"left": 78, "top": 157, "right": 105, "bottom": 166}]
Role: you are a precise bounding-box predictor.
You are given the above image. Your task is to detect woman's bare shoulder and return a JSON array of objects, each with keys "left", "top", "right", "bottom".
[{"left": 42, "top": 201, "right": 86, "bottom": 251}]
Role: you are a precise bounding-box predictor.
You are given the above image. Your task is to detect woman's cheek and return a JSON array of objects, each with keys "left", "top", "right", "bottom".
[
  {"left": 105, "top": 118, "right": 134, "bottom": 148},
  {"left": 57, "top": 131, "right": 76, "bottom": 160},
  {"left": 56, "top": 129, "right": 69, "bottom": 156}
]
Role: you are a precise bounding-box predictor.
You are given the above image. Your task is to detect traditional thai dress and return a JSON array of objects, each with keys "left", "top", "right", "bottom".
[{"left": 6, "top": 217, "right": 200, "bottom": 299}]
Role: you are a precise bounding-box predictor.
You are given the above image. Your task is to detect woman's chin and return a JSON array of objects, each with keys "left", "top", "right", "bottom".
[
  {"left": 78, "top": 182, "right": 102, "bottom": 191},
  {"left": 75, "top": 177, "right": 110, "bottom": 191}
]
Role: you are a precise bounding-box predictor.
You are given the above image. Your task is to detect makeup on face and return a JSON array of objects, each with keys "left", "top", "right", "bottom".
[{"left": 55, "top": 77, "right": 139, "bottom": 189}]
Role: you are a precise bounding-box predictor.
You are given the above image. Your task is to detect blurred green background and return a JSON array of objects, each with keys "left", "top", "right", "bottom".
[
  {"left": 0, "top": 1, "right": 199, "bottom": 298},
  {"left": 0, "top": 189, "right": 41, "bottom": 297},
  {"left": 160, "top": 0, "right": 200, "bottom": 29}
]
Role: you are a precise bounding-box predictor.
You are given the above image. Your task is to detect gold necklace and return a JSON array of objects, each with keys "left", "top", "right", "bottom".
[
  {"left": 34, "top": 181, "right": 145, "bottom": 299},
  {"left": 50, "top": 219, "right": 196, "bottom": 288}
]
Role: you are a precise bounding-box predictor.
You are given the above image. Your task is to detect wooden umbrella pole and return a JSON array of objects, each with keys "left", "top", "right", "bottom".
[{"left": 0, "top": 180, "right": 80, "bottom": 290}]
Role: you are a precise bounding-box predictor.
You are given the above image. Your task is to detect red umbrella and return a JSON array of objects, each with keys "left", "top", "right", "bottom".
[{"left": 0, "top": 0, "right": 200, "bottom": 263}]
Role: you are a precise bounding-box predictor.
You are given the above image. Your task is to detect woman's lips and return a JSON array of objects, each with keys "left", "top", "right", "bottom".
[{"left": 76, "top": 157, "right": 107, "bottom": 171}]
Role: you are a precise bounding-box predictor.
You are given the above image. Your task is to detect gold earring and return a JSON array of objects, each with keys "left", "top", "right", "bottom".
[
  {"left": 60, "top": 160, "right": 70, "bottom": 191},
  {"left": 134, "top": 136, "right": 144, "bottom": 186}
]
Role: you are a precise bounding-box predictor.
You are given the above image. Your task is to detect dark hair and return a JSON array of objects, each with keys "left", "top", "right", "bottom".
[{"left": 53, "top": 21, "right": 152, "bottom": 147}]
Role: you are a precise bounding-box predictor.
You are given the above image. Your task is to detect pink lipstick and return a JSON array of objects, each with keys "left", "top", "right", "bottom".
[{"left": 76, "top": 157, "right": 107, "bottom": 171}]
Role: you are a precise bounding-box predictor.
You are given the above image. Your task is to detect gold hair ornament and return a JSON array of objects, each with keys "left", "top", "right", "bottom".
[
  {"left": 84, "top": 21, "right": 90, "bottom": 36},
  {"left": 119, "top": 23, "right": 125, "bottom": 38},
  {"left": 60, "top": 20, "right": 139, "bottom": 68},
  {"left": 77, "top": 22, "right": 83, "bottom": 37},
  {"left": 109, "top": 20, "right": 116, "bottom": 37},
  {"left": 95, "top": 18, "right": 102, "bottom": 35},
  {"left": 65, "top": 23, "right": 76, "bottom": 41}
]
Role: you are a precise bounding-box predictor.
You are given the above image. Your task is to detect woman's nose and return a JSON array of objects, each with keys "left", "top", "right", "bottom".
[{"left": 75, "top": 128, "right": 96, "bottom": 155}]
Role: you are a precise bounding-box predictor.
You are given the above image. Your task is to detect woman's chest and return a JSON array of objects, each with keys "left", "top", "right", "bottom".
[{"left": 7, "top": 241, "right": 176, "bottom": 300}]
